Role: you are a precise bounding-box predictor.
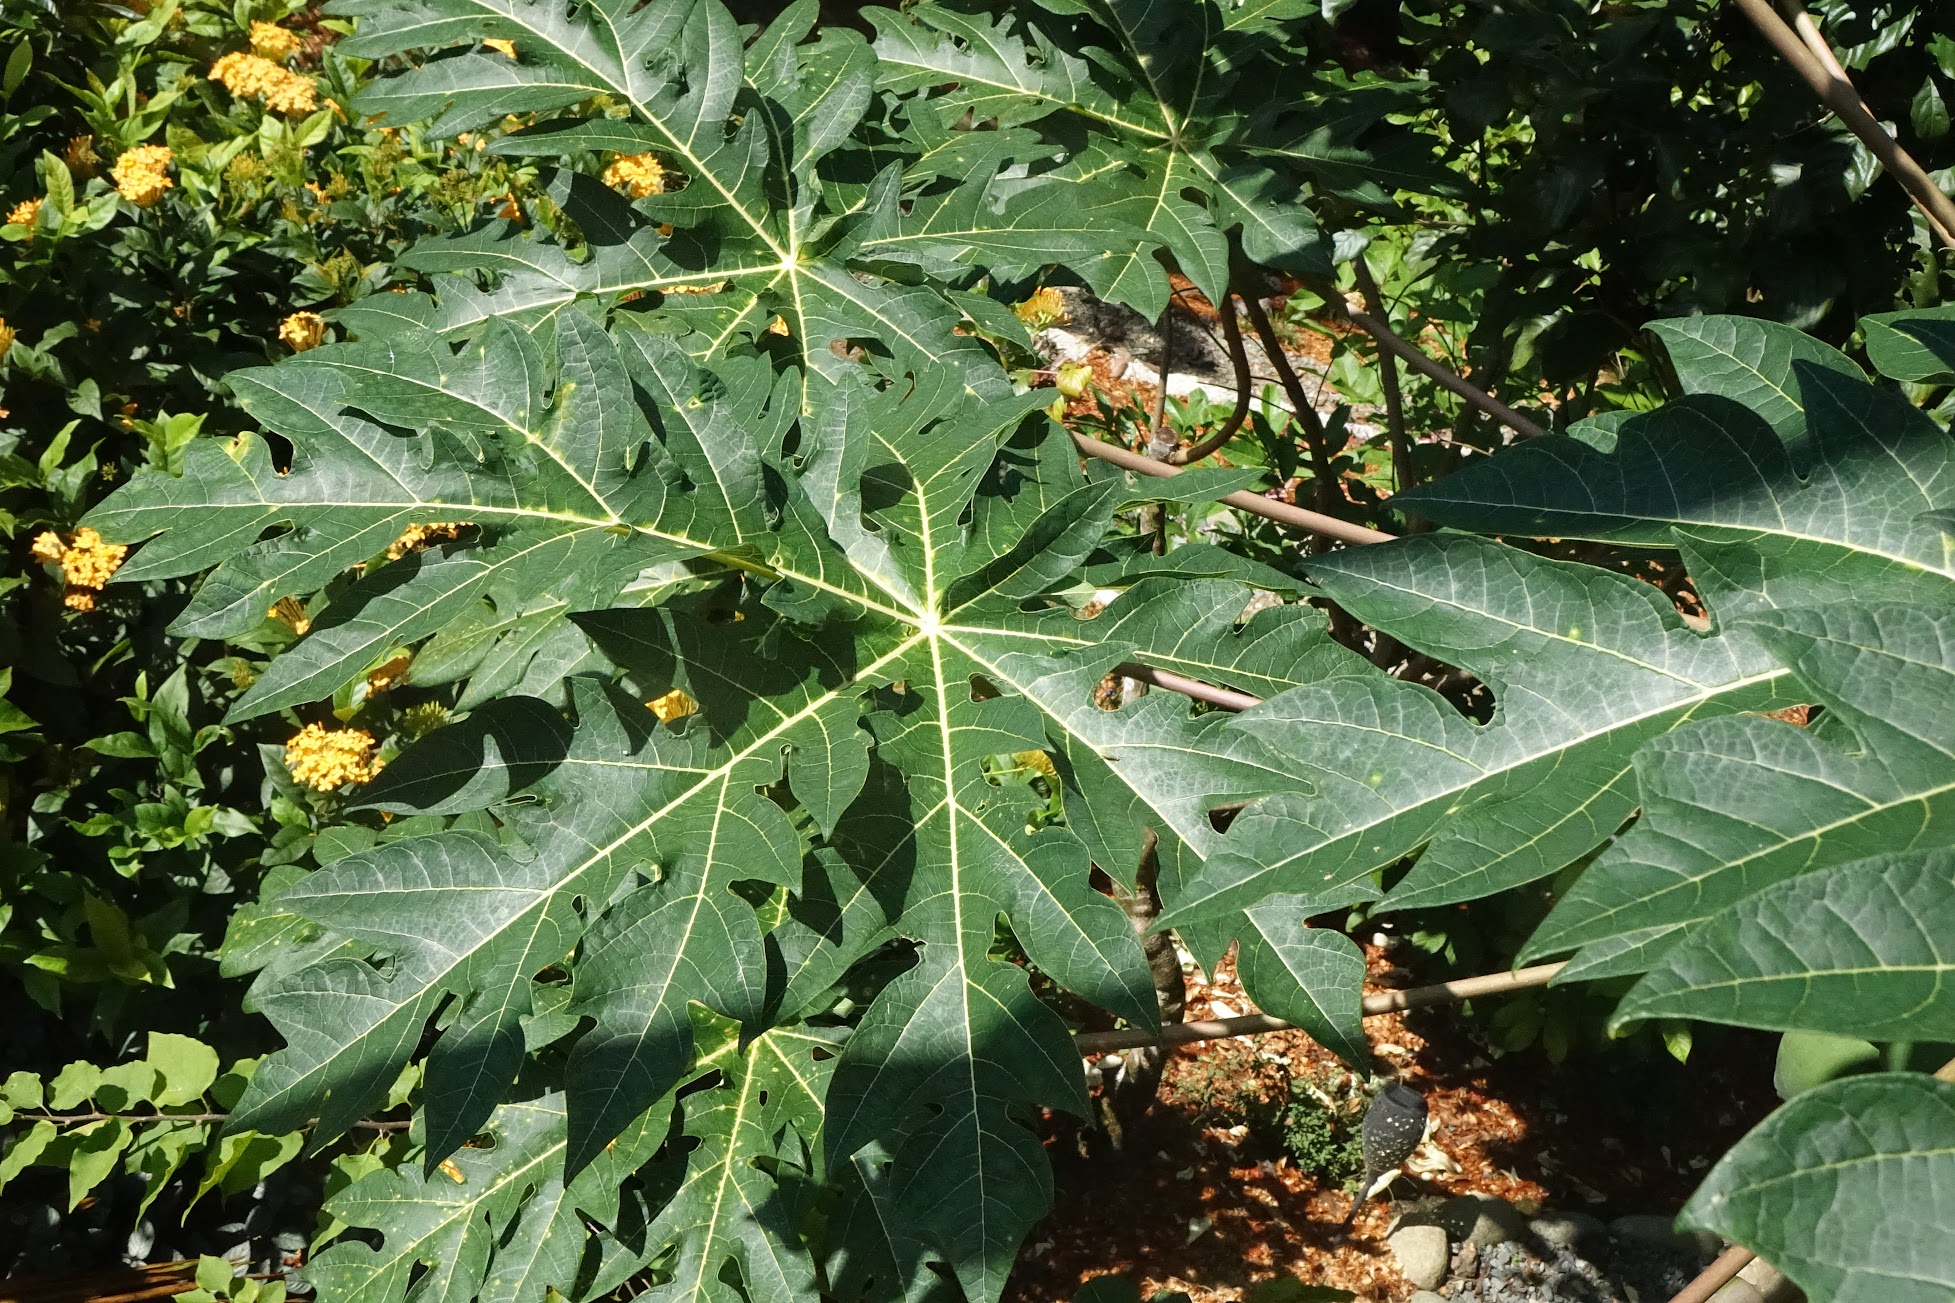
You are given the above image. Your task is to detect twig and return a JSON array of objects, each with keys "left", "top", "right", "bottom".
[
  {"left": 25, "top": 1110, "right": 413, "bottom": 1132},
  {"left": 1114, "top": 662, "right": 1261, "bottom": 711},
  {"left": 1349, "top": 257, "right": 1416, "bottom": 494},
  {"left": 1735, "top": 0, "right": 1955, "bottom": 245},
  {"left": 1169, "top": 299, "right": 1253, "bottom": 465},
  {"left": 1320, "top": 292, "right": 1549, "bottom": 440},
  {"left": 1666, "top": 1245, "right": 1756, "bottom": 1303},
  {"left": 1074, "top": 961, "right": 1567, "bottom": 1054},
  {"left": 1070, "top": 430, "right": 1396, "bottom": 546},
  {"left": 1238, "top": 289, "right": 1344, "bottom": 512}
]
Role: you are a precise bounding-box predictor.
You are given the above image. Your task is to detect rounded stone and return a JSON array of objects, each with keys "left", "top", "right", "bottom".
[
  {"left": 1439, "top": 1193, "right": 1530, "bottom": 1247},
  {"left": 1527, "top": 1210, "right": 1607, "bottom": 1253},
  {"left": 1389, "top": 1223, "right": 1451, "bottom": 1291},
  {"left": 1609, "top": 1213, "right": 1723, "bottom": 1261}
]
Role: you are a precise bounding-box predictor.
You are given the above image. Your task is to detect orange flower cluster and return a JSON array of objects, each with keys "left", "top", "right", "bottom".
[
  {"left": 7, "top": 197, "right": 41, "bottom": 230},
  {"left": 284, "top": 723, "right": 383, "bottom": 790},
  {"left": 209, "top": 51, "right": 318, "bottom": 115},
  {"left": 0, "top": 317, "right": 14, "bottom": 359},
  {"left": 111, "top": 146, "right": 174, "bottom": 207},
  {"left": 601, "top": 153, "right": 666, "bottom": 199},
  {"left": 33, "top": 527, "right": 128, "bottom": 611},
  {"left": 279, "top": 311, "right": 327, "bottom": 351}
]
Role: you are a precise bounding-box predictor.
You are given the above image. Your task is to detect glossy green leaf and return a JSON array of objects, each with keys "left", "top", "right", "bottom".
[
  {"left": 1681, "top": 1075, "right": 1955, "bottom": 1303},
  {"left": 1527, "top": 603, "right": 1955, "bottom": 980},
  {"left": 1613, "top": 850, "right": 1955, "bottom": 1039},
  {"left": 1397, "top": 332, "right": 1955, "bottom": 617}
]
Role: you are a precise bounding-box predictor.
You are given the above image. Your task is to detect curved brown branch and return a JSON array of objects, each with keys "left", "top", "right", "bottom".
[
  {"left": 1074, "top": 961, "right": 1568, "bottom": 1054},
  {"left": 1070, "top": 430, "right": 1396, "bottom": 545},
  {"left": 1737, "top": 0, "right": 1955, "bottom": 244},
  {"left": 1169, "top": 298, "right": 1254, "bottom": 465}
]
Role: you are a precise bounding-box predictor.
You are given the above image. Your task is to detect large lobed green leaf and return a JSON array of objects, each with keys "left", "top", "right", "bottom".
[
  {"left": 1682, "top": 1074, "right": 1955, "bottom": 1303},
  {"left": 1527, "top": 602, "right": 1955, "bottom": 981}
]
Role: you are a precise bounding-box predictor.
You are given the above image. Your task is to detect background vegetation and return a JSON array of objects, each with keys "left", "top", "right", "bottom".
[{"left": 2, "top": 0, "right": 1952, "bottom": 1300}]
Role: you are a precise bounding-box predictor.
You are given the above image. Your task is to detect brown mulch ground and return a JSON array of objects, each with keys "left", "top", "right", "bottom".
[{"left": 1008, "top": 944, "right": 1780, "bottom": 1303}]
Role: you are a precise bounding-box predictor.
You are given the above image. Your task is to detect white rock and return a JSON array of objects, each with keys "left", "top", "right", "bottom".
[{"left": 1387, "top": 1224, "right": 1449, "bottom": 1291}]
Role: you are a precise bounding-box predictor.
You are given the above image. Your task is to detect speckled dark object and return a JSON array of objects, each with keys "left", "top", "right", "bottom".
[{"left": 1342, "top": 1082, "right": 1428, "bottom": 1224}]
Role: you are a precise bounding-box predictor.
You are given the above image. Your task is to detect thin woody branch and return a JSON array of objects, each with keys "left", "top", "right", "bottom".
[
  {"left": 1349, "top": 257, "right": 1417, "bottom": 494},
  {"left": 1075, "top": 961, "right": 1569, "bottom": 1054},
  {"left": 1114, "top": 662, "right": 1261, "bottom": 711},
  {"left": 1309, "top": 279, "right": 1550, "bottom": 440},
  {"left": 1070, "top": 430, "right": 1397, "bottom": 546},
  {"left": 1735, "top": 0, "right": 1955, "bottom": 244},
  {"left": 1169, "top": 298, "right": 1254, "bottom": 465},
  {"left": 1239, "top": 287, "right": 1345, "bottom": 512}
]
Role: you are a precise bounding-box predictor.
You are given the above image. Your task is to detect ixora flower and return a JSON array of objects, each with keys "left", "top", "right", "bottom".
[
  {"left": 6, "top": 197, "right": 41, "bottom": 231},
  {"left": 248, "top": 20, "right": 302, "bottom": 62},
  {"left": 209, "top": 51, "right": 318, "bottom": 116},
  {"left": 33, "top": 527, "right": 128, "bottom": 611},
  {"left": 601, "top": 152, "right": 666, "bottom": 198},
  {"left": 284, "top": 723, "right": 383, "bottom": 790},
  {"left": 110, "top": 145, "right": 174, "bottom": 207},
  {"left": 1014, "top": 286, "right": 1068, "bottom": 328},
  {"left": 0, "top": 317, "right": 14, "bottom": 359},
  {"left": 63, "top": 134, "right": 99, "bottom": 177},
  {"left": 278, "top": 311, "right": 327, "bottom": 352},
  {"left": 386, "top": 521, "right": 472, "bottom": 560}
]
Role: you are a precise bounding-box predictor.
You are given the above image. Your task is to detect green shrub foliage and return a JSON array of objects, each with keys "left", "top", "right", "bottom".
[{"left": 5, "top": 0, "right": 1955, "bottom": 1301}]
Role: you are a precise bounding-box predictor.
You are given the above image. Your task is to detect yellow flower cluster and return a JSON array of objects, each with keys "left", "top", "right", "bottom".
[
  {"left": 279, "top": 311, "right": 327, "bottom": 351},
  {"left": 249, "top": 20, "right": 302, "bottom": 62},
  {"left": 0, "top": 318, "right": 14, "bottom": 360},
  {"left": 209, "top": 51, "right": 318, "bottom": 116},
  {"left": 1014, "top": 286, "right": 1067, "bottom": 329},
  {"left": 284, "top": 723, "right": 383, "bottom": 790},
  {"left": 33, "top": 527, "right": 128, "bottom": 611},
  {"left": 401, "top": 701, "right": 450, "bottom": 739},
  {"left": 482, "top": 37, "right": 516, "bottom": 57},
  {"left": 111, "top": 146, "right": 174, "bottom": 207},
  {"left": 602, "top": 153, "right": 667, "bottom": 199},
  {"left": 386, "top": 521, "right": 472, "bottom": 560},
  {"left": 7, "top": 197, "right": 41, "bottom": 230}
]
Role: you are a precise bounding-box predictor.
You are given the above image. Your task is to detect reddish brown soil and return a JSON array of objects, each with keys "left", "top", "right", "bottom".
[{"left": 1008, "top": 947, "right": 1780, "bottom": 1303}]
